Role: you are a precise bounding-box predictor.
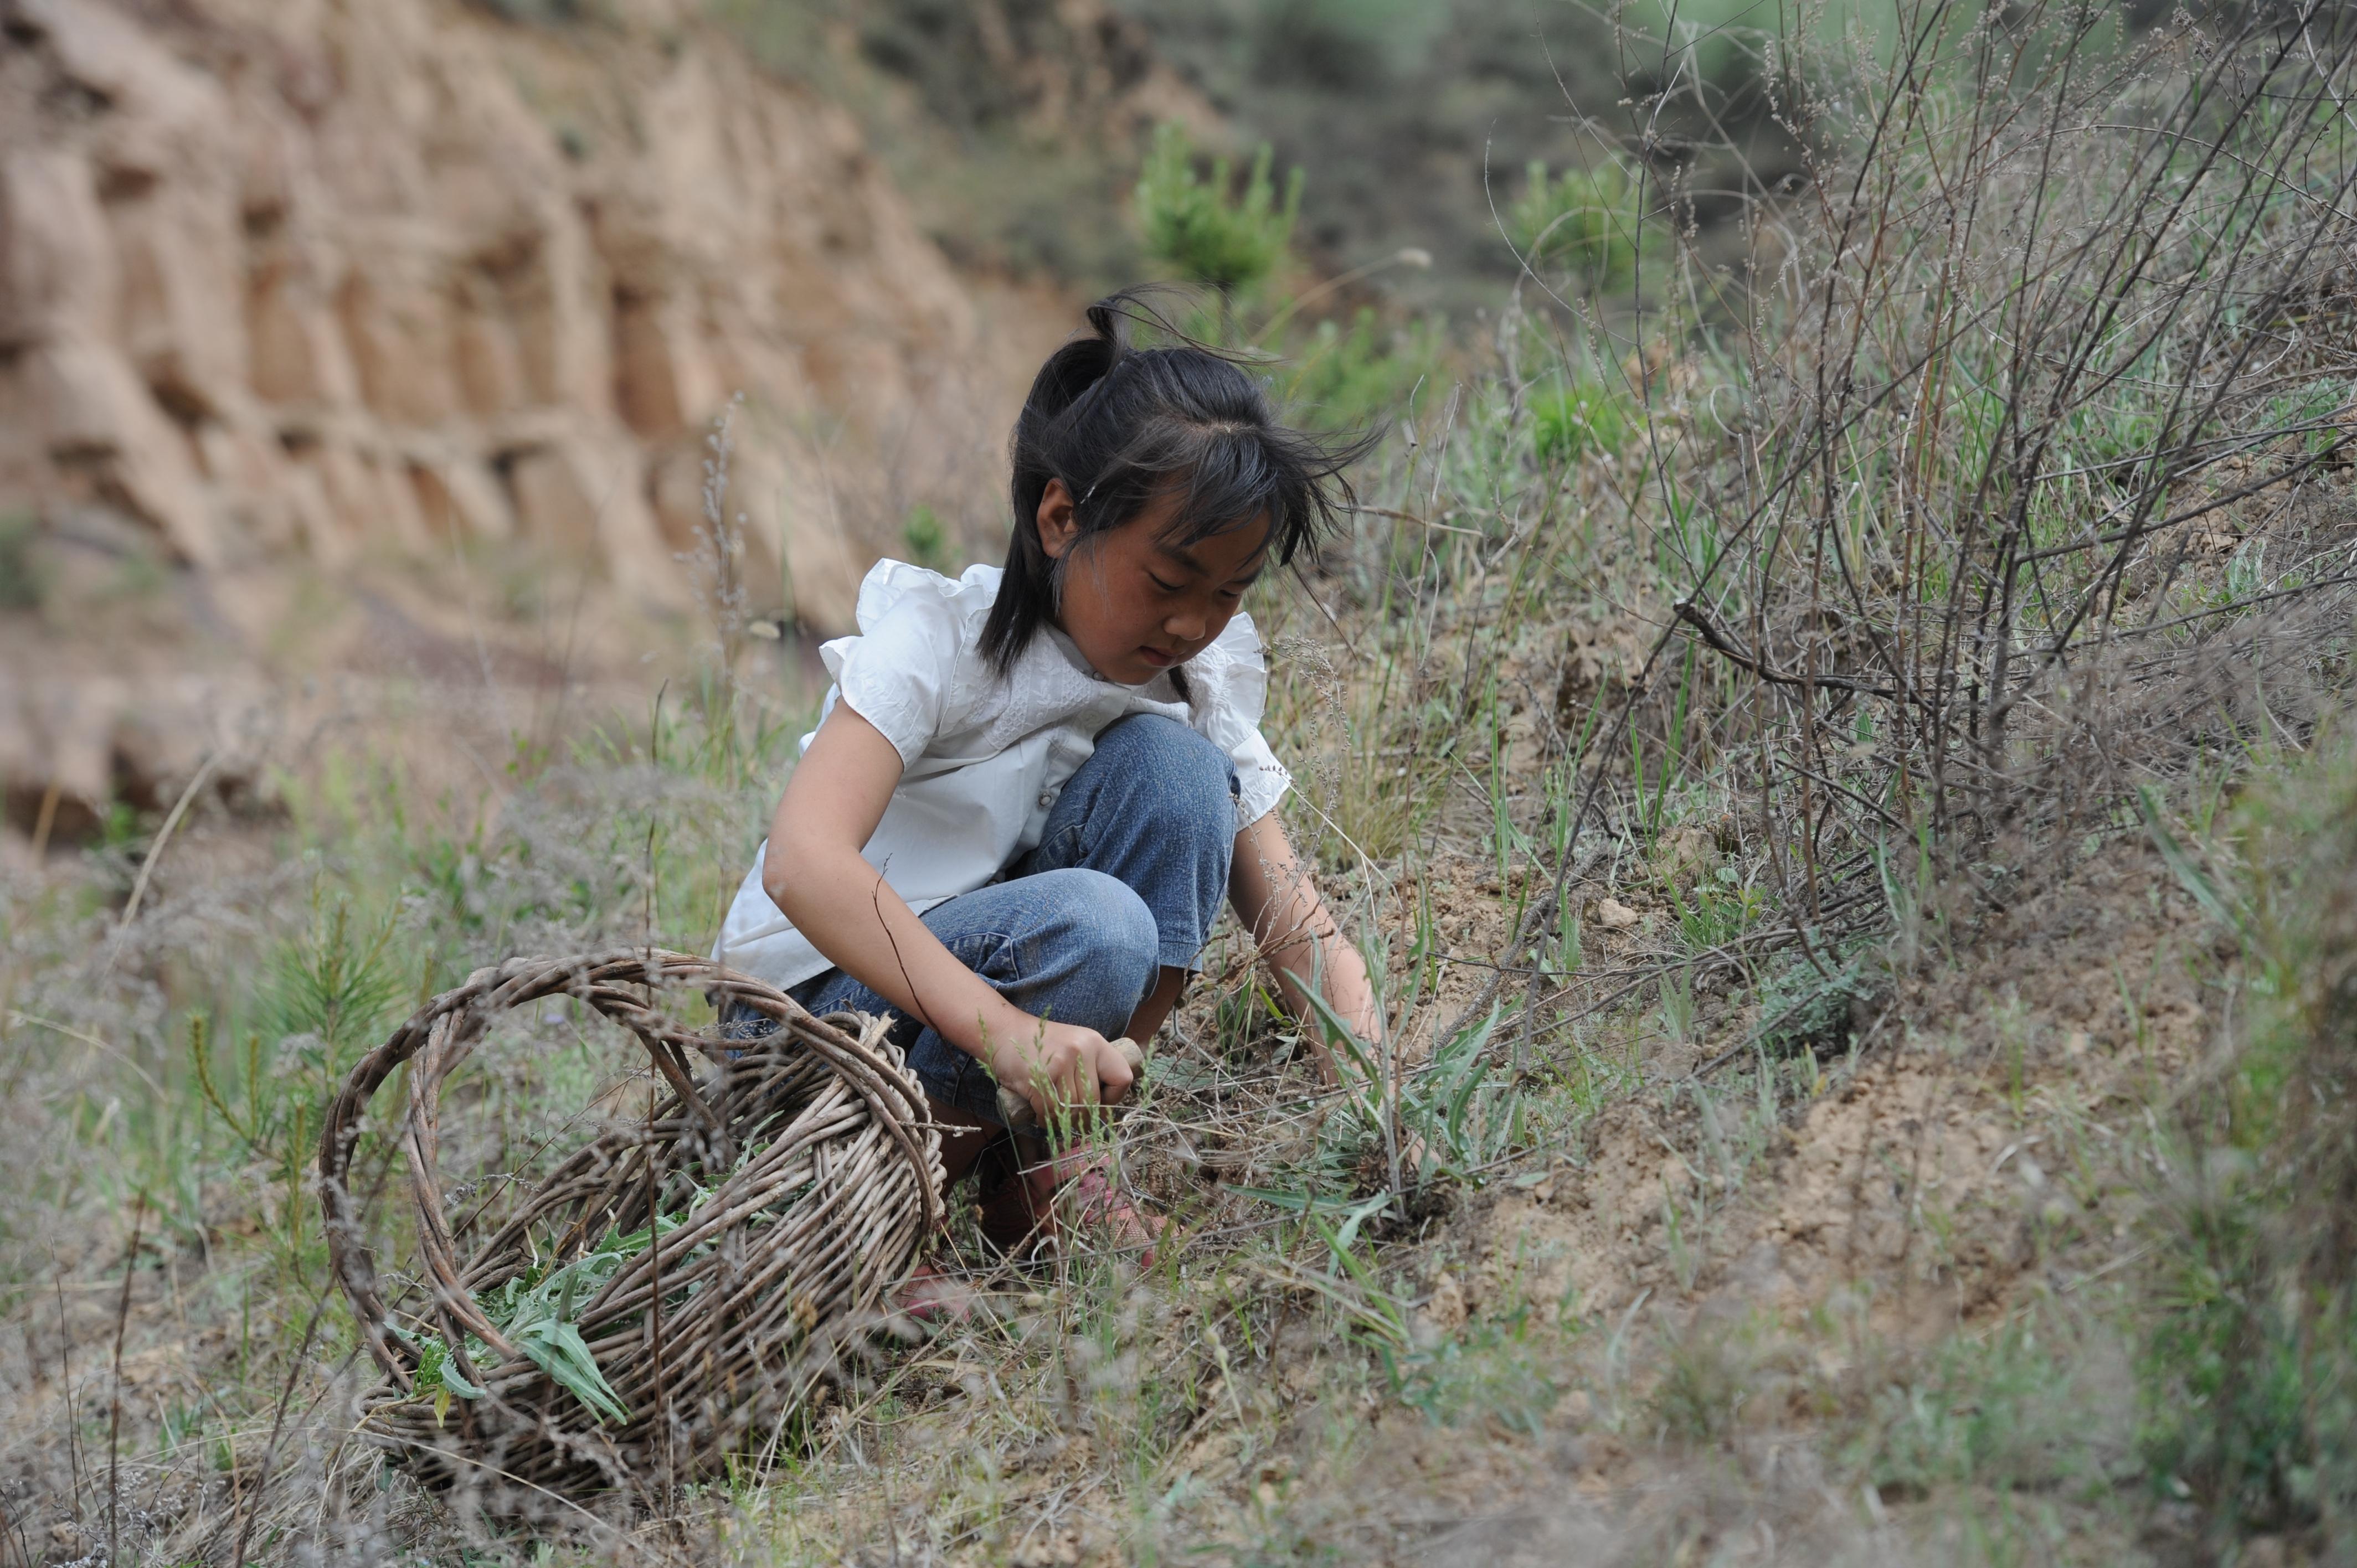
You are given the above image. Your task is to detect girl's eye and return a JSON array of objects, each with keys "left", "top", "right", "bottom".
[{"left": 1147, "top": 575, "right": 1182, "bottom": 594}]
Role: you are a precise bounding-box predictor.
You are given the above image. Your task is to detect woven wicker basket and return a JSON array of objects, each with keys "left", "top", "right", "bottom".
[{"left": 317, "top": 950, "right": 944, "bottom": 1504}]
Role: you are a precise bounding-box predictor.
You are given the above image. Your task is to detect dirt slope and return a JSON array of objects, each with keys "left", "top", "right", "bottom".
[{"left": 1264, "top": 834, "right": 2216, "bottom": 1562}]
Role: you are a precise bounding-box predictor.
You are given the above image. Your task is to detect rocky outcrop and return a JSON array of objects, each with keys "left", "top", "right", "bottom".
[
  {"left": 0, "top": 0, "right": 992, "bottom": 629},
  {"left": 0, "top": 0, "right": 1226, "bottom": 853}
]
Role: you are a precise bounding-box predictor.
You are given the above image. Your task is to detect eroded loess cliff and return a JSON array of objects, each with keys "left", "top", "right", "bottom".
[
  {"left": 0, "top": 0, "right": 1196, "bottom": 844},
  {"left": 0, "top": 0, "right": 1001, "bottom": 604}
]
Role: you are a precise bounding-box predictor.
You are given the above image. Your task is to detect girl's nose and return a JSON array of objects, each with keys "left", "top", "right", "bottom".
[{"left": 1164, "top": 604, "right": 1208, "bottom": 642}]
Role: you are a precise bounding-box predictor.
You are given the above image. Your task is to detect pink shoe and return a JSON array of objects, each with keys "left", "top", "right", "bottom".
[
  {"left": 888, "top": 1256, "right": 976, "bottom": 1325},
  {"left": 1044, "top": 1156, "right": 1165, "bottom": 1268}
]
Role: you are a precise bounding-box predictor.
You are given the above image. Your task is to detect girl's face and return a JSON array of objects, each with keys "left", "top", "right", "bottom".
[{"left": 1036, "top": 478, "right": 1270, "bottom": 687}]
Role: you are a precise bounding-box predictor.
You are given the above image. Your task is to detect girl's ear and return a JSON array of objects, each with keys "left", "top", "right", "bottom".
[{"left": 1035, "top": 477, "right": 1081, "bottom": 561}]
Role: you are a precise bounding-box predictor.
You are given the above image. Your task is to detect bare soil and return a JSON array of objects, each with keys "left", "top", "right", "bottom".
[{"left": 1211, "top": 834, "right": 2218, "bottom": 1562}]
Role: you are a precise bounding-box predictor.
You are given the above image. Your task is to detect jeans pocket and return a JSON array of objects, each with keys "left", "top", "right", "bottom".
[{"left": 1032, "top": 821, "right": 1085, "bottom": 873}]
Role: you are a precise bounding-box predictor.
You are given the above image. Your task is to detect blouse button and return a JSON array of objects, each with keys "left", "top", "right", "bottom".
[{"left": 1037, "top": 791, "right": 1056, "bottom": 809}]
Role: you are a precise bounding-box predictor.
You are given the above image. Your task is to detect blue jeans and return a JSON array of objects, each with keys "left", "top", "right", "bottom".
[{"left": 727, "top": 715, "right": 1240, "bottom": 1126}]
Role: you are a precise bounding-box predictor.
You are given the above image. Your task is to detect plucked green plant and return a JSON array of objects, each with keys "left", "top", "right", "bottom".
[{"left": 402, "top": 1216, "right": 685, "bottom": 1426}]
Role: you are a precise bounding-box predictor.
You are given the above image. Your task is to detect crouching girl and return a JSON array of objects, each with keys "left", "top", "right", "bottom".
[{"left": 713, "top": 295, "right": 1381, "bottom": 1266}]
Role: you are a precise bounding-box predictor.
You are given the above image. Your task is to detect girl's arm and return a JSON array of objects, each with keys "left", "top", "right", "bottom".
[
  {"left": 1229, "top": 812, "right": 1382, "bottom": 1085},
  {"left": 763, "top": 704, "right": 1135, "bottom": 1118}
]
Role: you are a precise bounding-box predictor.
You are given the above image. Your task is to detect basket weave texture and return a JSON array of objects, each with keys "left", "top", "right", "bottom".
[{"left": 317, "top": 950, "right": 944, "bottom": 1500}]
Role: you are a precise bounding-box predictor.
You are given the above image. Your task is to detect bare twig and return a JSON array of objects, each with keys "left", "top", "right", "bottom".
[
  {"left": 117, "top": 750, "right": 224, "bottom": 933},
  {"left": 106, "top": 1196, "right": 145, "bottom": 1564}
]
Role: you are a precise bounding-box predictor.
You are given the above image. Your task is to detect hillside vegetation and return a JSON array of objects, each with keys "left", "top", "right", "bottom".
[{"left": 4, "top": 1, "right": 2357, "bottom": 1565}]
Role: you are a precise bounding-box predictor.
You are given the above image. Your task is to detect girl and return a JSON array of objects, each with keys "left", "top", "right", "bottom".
[{"left": 714, "top": 294, "right": 1381, "bottom": 1262}]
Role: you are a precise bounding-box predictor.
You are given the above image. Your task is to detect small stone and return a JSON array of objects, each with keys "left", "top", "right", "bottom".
[
  {"left": 1596, "top": 897, "right": 1640, "bottom": 930},
  {"left": 1423, "top": 1271, "right": 1468, "bottom": 1332}
]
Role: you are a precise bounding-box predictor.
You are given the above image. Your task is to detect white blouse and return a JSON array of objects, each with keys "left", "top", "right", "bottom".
[{"left": 713, "top": 559, "right": 1293, "bottom": 991}]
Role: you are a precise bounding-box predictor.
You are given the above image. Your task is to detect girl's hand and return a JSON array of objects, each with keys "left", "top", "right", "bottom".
[
  {"left": 988, "top": 1018, "right": 1136, "bottom": 1123},
  {"left": 1228, "top": 813, "right": 1382, "bottom": 1085},
  {"left": 769, "top": 709, "right": 1141, "bottom": 1122}
]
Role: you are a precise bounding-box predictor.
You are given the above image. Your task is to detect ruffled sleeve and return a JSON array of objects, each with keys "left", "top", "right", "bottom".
[
  {"left": 1183, "top": 612, "right": 1293, "bottom": 825},
  {"left": 817, "top": 560, "right": 979, "bottom": 769}
]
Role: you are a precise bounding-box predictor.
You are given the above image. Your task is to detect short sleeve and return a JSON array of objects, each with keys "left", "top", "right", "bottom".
[
  {"left": 1184, "top": 612, "right": 1293, "bottom": 824},
  {"left": 819, "top": 568, "right": 966, "bottom": 769}
]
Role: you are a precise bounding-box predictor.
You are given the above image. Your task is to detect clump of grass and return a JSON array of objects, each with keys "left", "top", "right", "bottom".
[
  {"left": 1648, "top": 1312, "right": 1759, "bottom": 1445},
  {"left": 1507, "top": 157, "right": 1638, "bottom": 288},
  {"left": 2140, "top": 719, "right": 2357, "bottom": 1543},
  {"left": 1280, "top": 307, "right": 1444, "bottom": 431},
  {"left": 900, "top": 503, "right": 952, "bottom": 574},
  {"left": 1391, "top": 1298, "right": 1564, "bottom": 1438},
  {"left": 1751, "top": 955, "right": 1883, "bottom": 1059},
  {"left": 1530, "top": 383, "right": 1632, "bottom": 467},
  {"left": 1844, "top": 1319, "right": 2125, "bottom": 1500}
]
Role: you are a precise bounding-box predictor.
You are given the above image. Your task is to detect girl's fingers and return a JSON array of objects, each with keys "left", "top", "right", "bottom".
[{"left": 1051, "top": 1046, "right": 1093, "bottom": 1109}]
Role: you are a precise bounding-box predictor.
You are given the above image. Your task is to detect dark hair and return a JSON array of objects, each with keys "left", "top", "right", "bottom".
[{"left": 979, "top": 290, "right": 1375, "bottom": 673}]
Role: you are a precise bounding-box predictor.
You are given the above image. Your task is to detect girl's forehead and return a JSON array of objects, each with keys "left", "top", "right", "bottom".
[{"left": 1151, "top": 515, "right": 1270, "bottom": 577}]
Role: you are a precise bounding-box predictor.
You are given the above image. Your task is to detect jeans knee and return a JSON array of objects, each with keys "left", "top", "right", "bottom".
[
  {"left": 1094, "top": 715, "right": 1237, "bottom": 843},
  {"left": 1030, "top": 867, "right": 1161, "bottom": 1012}
]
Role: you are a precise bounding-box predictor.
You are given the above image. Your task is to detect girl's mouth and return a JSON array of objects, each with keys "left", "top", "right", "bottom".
[{"left": 1138, "top": 645, "right": 1177, "bottom": 668}]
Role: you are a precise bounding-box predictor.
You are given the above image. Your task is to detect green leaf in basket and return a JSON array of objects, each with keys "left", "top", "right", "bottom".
[
  {"left": 438, "top": 1349, "right": 486, "bottom": 1401},
  {"left": 468, "top": 1208, "right": 693, "bottom": 1426},
  {"left": 512, "top": 1314, "right": 631, "bottom": 1425},
  {"left": 404, "top": 1330, "right": 488, "bottom": 1427}
]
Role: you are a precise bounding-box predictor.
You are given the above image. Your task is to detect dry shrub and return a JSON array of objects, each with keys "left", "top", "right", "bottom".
[{"left": 1633, "top": 0, "right": 2357, "bottom": 938}]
